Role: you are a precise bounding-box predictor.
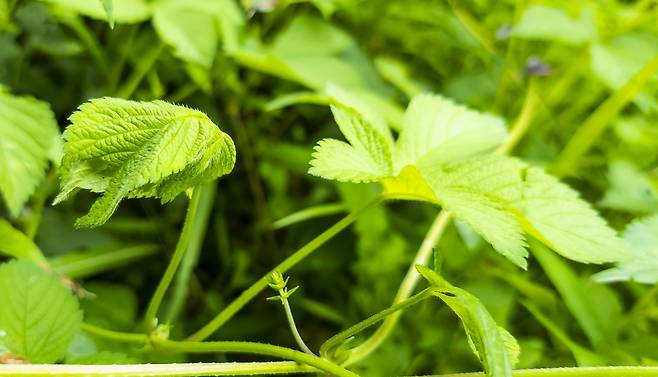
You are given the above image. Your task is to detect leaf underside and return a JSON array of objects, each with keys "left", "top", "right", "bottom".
[{"left": 55, "top": 97, "right": 236, "bottom": 228}]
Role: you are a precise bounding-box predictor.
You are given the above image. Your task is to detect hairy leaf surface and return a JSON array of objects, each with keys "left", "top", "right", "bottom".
[
  {"left": 0, "top": 90, "right": 61, "bottom": 217},
  {"left": 55, "top": 98, "right": 236, "bottom": 228},
  {"left": 0, "top": 260, "right": 82, "bottom": 363}
]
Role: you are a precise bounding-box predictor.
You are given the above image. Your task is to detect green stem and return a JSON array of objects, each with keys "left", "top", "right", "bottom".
[
  {"left": 436, "top": 367, "right": 658, "bottom": 377},
  {"left": 155, "top": 340, "right": 358, "bottom": 377},
  {"left": 164, "top": 184, "right": 217, "bottom": 323},
  {"left": 116, "top": 41, "right": 165, "bottom": 99},
  {"left": 343, "top": 212, "right": 452, "bottom": 365},
  {"left": 81, "top": 323, "right": 148, "bottom": 344},
  {"left": 321, "top": 288, "right": 434, "bottom": 360},
  {"left": 279, "top": 290, "right": 316, "bottom": 355},
  {"left": 144, "top": 185, "right": 205, "bottom": 330},
  {"left": 0, "top": 362, "right": 315, "bottom": 376},
  {"left": 552, "top": 53, "right": 658, "bottom": 177},
  {"left": 59, "top": 15, "right": 109, "bottom": 73},
  {"left": 187, "top": 195, "right": 385, "bottom": 341},
  {"left": 272, "top": 203, "right": 348, "bottom": 229}
]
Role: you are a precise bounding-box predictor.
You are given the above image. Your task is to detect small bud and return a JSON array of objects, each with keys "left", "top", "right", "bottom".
[
  {"left": 524, "top": 56, "right": 552, "bottom": 77},
  {"left": 268, "top": 270, "right": 288, "bottom": 291}
]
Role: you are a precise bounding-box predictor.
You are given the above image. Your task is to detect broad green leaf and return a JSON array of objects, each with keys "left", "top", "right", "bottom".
[
  {"left": 152, "top": 0, "right": 221, "bottom": 68},
  {"left": 395, "top": 94, "right": 507, "bottom": 172},
  {"left": 99, "top": 0, "right": 113, "bottom": 28},
  {"left": 0, "top": 90, "right": 61, "bottom": 217},
  {"left": 40, "top": 0, "right": 150, "bottom": 24},
  {"left": 595, "top": 214, "right": 658, "bottom": 284},
  {"left": 54, "top": 97, "right": 236, "bottom": 228},
  {"left": 417, "top": 265, "right": 516, "bottom": 377},
  {"left": 600, "top": 160, "right": 658, "bottom": 213},
  {"left": 0, "top": 260, "right": 82, "bottom": 363},
  {"left": 512, "top": 5, "right": 598, "bottom": 45},
  {"left": 421, "top": 155, "right": 528, "bottom": 268},
  {"left": 0, "top": 219, "right": 47, "bottom": 264}
]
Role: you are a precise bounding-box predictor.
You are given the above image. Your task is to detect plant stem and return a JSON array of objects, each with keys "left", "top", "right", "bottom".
[
  {"left": 81, "top": 323, "right": 148, "bottom": 344},
  {"left": 144, "top": 185, "right": 206, "bottom": 330},
  {"left": 187, "top": 195, "right": 385, "bottom": 341},
  {"left": 552, "top": 52, "right": 658, "bottom": 177},
  {"left": 343, "top": 212, "right": 452, "bottom": 365},
  {"left": 116, "top": 41, "right": 165, "bottom": 99},
  {"left": 279, "top": 290, "right": 316, "bottom": 356},
  {"left": 436, "top": 367, "right": 658, "bottom": 377},
  {"left": 273, "top": 203, "right": 348, "bottom": 229},
  {"left": 343, "top": 82, "right": 542, "bottom": 365},
  {"left": 164, "top": 183, "right": 217, "bottom": 323},
  {"left": 0, "top": 362, "right": 315, "bottom": 376},
  {"left": 321, "top": 288, "right": 434, "bottom": 360},
  {"left": 155, "top": 340, "right": 358, "bottom": 377}
]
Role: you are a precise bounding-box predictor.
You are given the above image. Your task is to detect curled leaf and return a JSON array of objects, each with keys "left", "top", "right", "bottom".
[{"left": 55, "top": 98, "right": 236, "bottom": 228}]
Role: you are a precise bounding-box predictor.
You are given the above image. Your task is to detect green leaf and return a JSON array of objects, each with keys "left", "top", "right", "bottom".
[
  {"left": 152, "top": 0, "right": 222, "bottom": 68},
  {"left": 308, "top": 91, "right": 394, "bottom": 182},
  {"left": 395, "top": 94, "right": 507, "bottom": 172},
  {"left": 99, "top": 0, "right": 113, "bottom": 28},
  {"left": 600, "top": 160, "right": 658, "bottom": 214},
  {"left": 54, "top": 97, "right": 236, "bottom": 228},
  {"left": 0, "top": 219, "right": 47, "bottom": 264},
  {"left": 0, "top": 90, "right": 61, "bottom": 217},
  {"left": 417, "top": 265, "right": 516, "bottom": 377},
  {"left": 512, "top": 4, "right": 598, "bottom": 45},
  {"left": 40, "top": 0, "right": 151, "bottom": 24},
  {"left": 595, "top": 214, "right": 658, "bottom": 284},
  {"left": 0, "top": 260, "right": 82, "bottom": 363}
]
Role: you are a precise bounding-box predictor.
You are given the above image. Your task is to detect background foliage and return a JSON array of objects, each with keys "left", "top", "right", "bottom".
[{"left": 1, "top": 0, "right": 658, "bottom": 375}]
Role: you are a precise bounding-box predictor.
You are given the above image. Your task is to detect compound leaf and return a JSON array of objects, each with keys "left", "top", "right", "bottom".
[
  {"left": 0, "top": 260, "right": 82, "bottom": 363},
  {"left": 55, "top": 97, "right": 236, "bottom": 228},
  {"left": 0, "top": 90, "right": 61, "bottom": 217}
]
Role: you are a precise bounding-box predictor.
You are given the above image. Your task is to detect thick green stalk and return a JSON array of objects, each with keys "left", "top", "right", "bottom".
[
  {"left": 552, "top": 53, "right": 658, "bottom": 177},
  {"left": 155, "top": 340, "right": 358, "bottom": 377},
  {"left": 187, "top": 195, "right": 384, "bottom": 341},
  {"left": 81, "top": 323, "right": 148, "bottom": 344},
  {"left": 436, "top": 367, "right": 658, "bottom": 377},
  {"left": 0, "top": 362, "right": 315, "bottom": 376},
  {"left": 144, "top": 185, "right": 207, "bottom": 330}
]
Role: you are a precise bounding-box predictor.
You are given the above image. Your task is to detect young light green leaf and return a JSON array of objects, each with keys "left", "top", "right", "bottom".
[
  {"left": 600, "top": 160, "right": 658, "bottom": 213},
  {"left": 99, "top": 0, "right": 113, "bottom": 28},
  {"left": 0, "top": 90, "right": 61, "bottom": 217},
  {"left": 55, "top": 97, "right": 236, "bottom": 228},
  {"left": 0, "top": 219, "right": 47, "bottom": 264},
  {"left": 0, "top": 260, "right": 82, "bottom": 363},
  {"left": 395, "top": 94, "right": 507, "bottom": 172},
  {"left": 595, "top": 214, "right": 658, "bottom": 284},
  {"left": 308, "top": 100, "right": 394, "bottom": 183},
  {"left": 417, "top": 265, "right": 516, "bottom": 377},
  {"left": 512, "top": 4, "right": 598, "bottom": 45}
]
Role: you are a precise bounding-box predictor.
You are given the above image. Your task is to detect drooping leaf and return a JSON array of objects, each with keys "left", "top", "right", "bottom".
[
  {"left": 54, "top": 97, "right": 236, "bottom": 228},
  {"left": 595, "top": 214, "right": 658, "bottom": 284},
  {"left": 417, "top": 265, "right": 516, "bottom": 377},
  {"left": 512, "top": 4, "right": 598, "bottom": 45},
  {"left": 0, "top": 219, "right": 47, "bottom": 264},
  {"left": 99, "top": 0, "right": 113, "bottom": 28},
  {"left": 40, "top": 0, "right": 151, "bottom": 24},
  {"left": 0, "top": 260, "right": 82, "bottom": 363},
  {"left": 600, "top": 160, "right": 658, "bottom": 213},
  {"left": 0, "top": 89, "right": 61, "bottom": 217}
]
